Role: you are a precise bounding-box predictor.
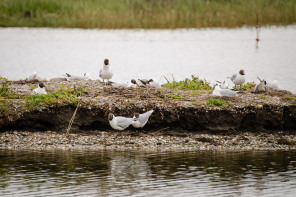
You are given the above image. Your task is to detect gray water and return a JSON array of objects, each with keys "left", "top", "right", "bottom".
[
  {"left": 0, "top": 26, "right": 296, "bottom": 93},
  {"left": 1, "top": 149, "right": 296, "bottom": 196}
]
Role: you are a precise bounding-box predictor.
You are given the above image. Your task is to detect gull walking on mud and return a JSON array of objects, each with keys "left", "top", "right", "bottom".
[
  {"left": 132, "top": 110, "right": 154, "bottom": 128},
  {"left": 108, "top": 113, "right": 133, "bottom": 131},
  {"left": 99, "top": 59, "right": 113, "bottom": 83},
  {"left": 32, "top": 83, "right": 47, "bottom": 95},
  {"left": 229, "top": 69, "right": 246, "bottom": 89}
]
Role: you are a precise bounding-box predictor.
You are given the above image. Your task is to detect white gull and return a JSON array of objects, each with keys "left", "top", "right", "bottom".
[
  {"left": 108, "top": 113, "right": 133, "bottom": 131},
  {"left": 132, "top": 110, "right": 154, "bottom": 128}
]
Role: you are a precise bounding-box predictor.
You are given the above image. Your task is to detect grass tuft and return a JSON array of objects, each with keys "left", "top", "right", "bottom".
[
  {"left": 207, "top": 98, "right": 232, "bottom": 108},
  {"left": 25, "top": 84, "right": 85, "bottom": 109},
  {"left": 240, "top": 82, "right": 256, "bottom": 91},
  {"left": 283, "top": 94, "right": 295, "bottom": 101},
  {"left": 162, "top": 75, "right": 212, "bottom": 91}
]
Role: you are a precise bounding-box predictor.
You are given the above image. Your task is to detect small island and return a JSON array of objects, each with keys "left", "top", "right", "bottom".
[{"left": 1, "top": 76, "right": 296, "bottom": 150}]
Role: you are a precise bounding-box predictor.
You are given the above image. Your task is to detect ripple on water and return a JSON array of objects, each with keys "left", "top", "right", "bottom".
[{"left": 1, "top": 149, "right": 296, "bottom": 196}]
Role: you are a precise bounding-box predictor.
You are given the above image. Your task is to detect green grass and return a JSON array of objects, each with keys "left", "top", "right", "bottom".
[
  {"left": 233, "top": 82, "right": 256, "bottom": 91},
  {"left": 207, "top": 98, "right": 232, "bottom": 108},
  {"left": 283, "top": 94, "right": 295, "bottom": 101},
  {"left": 259, "top": 94, "right": 269, "bottom": 100},
  {"left": 25, "top": 84, "right": 84, "bottom": 109},
  {"left": 0, "top": 0, "right": 295, "bottom": 29},
  {"left": 162, "top": 75, "right": 212, "bottom": 91},
  {"left": 0, "top": 80, "right": 19, "bottom": 99},
  {"left": 161, "top": 93, "right": 182, "bottom": 100}
]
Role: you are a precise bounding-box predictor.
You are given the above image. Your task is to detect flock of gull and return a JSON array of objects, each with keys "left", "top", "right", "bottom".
[{"left": 28, "top": 58, "right": 280, "bottom": 131}]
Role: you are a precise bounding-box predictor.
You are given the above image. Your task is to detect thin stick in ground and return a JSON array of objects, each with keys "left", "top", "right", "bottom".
[{"left": 66, "top": 100, "right": 81, "bottom": 135}]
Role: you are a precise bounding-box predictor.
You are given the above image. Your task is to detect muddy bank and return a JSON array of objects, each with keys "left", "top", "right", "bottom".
[
  {"left": 1, "top": 131, "right": 296, "bottom": 151},
  {"left": 0, "top": 80, "right": 296, "bottom": 133}
]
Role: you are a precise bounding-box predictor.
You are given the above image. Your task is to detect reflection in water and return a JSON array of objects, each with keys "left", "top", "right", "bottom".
[{"left": 0, "top": 149, "right": 296, "bottom": 196}]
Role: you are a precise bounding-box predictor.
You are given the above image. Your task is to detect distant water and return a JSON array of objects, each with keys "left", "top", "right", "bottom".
[
  {"left": 0, "top": 26, "right": 295, "bottom": 93},
  {"left": 0, "top": 149, "right": 296, "bottom": 197}
]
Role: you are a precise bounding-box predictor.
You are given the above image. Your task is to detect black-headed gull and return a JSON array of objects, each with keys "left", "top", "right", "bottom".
[
  {"left": 254, "top": 77, "right": 267, "bottom": 91},
  {"left": 99, "top": 59, "right": 113, "bottom": 83},
  {"left": 132, "top": 110, "right": 154, "bottom": 128},
  {"left": 229, "top": 69, "right": 246, "bottom": 89},
  {"left": 108, "top": 113, "right": 133, "bottom": 131},
  {"left": 66, "top": 73, "right": 90, "bottom": 81},
  {"left": 212, "top": 86, "right": 237, "bottom": 96},
  {"left": 147, "top": 79, "right": 161, "bottom": 89},
  {"left": 32, "top": 83, "right": 47, "bottom": 95}
]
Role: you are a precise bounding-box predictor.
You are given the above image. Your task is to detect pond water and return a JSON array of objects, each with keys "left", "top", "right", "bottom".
[
  {"left": 0, "top": 149, "right": 296, "bottom": 196},
  {"left": 0, "top": 26, "right": 296, "bottom": 93}
]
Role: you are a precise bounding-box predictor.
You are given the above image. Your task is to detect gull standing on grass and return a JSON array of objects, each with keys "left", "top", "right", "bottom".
[
  {"left": 229, "top": 69, "right": 246, "bottom": 89},
  {"left": 99, "top": 59, "right": 113, "bottom": 83},
  {"left": 32, "top": 83, "right": 47, "bottom": 95},
  {"left": 132, "top": 110, "right": 154, "bottom": 128},
  {"left": 108, "top": 113, "right": 134, "bottom": 131}
]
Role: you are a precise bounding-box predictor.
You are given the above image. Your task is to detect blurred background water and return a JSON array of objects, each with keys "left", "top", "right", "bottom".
[
  {"left": 0, "top": 149, "right": 296, "bottom": 197},
  {"left": 0, "top": 26, "right": 295, "bottom": 93}
]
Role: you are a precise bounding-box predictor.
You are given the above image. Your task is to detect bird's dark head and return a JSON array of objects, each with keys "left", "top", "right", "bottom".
[
  {"left": 148, "top": 79, "right": 154, "bottom": 83},
  {"left": 39, "top": 82, "right": 45, "bottom": 88},
  {"left": 131, "top": 79, "right": 137, "bottom": 84},
  {"left": 104, "top": 59, "right": 109, "bottom": 65},
  {"left": 133, "top": 113, "right": 140, "bottom": 121},
  {"left": 239, "top": 70, "right": 245, "bottom": 75},
  {"left": 108, "top": 113, "right": 113, "bottom": 121}
]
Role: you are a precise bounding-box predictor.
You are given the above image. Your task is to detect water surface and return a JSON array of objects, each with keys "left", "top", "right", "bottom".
[
  {"left": 0, "top": 26, "right": 295, "bottom": 93},
  {"left": 0, "top": 149, "right": 296, "bottom": 196}
]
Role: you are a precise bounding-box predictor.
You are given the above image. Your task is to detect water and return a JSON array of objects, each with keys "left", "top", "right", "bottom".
[
  {"left": 0, "top": 26, "right": 296, "bottom": 93},
  {"left": 1, "top": 149, "right": 296, "bottom": 196}
]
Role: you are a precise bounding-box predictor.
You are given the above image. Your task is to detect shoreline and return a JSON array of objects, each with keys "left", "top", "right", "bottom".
[{"left": 1, "top": 130, "right": 296, "bottom": 151}]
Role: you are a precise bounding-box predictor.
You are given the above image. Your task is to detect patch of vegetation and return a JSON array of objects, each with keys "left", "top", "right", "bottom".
[
  {"left": 0, "top": 0, "right": 295, "bottom": 29},
  {"left": 283, "top": 94, "right": 295, "bottom": 101},
  {"left": 25, "top": 84, "right": 85, "bottom": 109},
  {"left": 0, "top": 98, "right": 8, "bottom": 113},
  {"left": 277, "top": 137, "right": 296, "bottom": 146},
  {"left": 259, "top": 95, "right": 269, "bottom": 100},
  {"left": 162, "top": 75, "right": 212, "bottom": 91},
  {"left": 160, "top": 93, "right": 182, "bottom": 100},
  {"left": 240, "top": 82, "right": 256, "bottom": 91},
  {"left": 0, "top": 80, "right": 19, "bottom": 99},
  {"left": 206, "top": 98, "right": 232, "bottom": 108}
]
